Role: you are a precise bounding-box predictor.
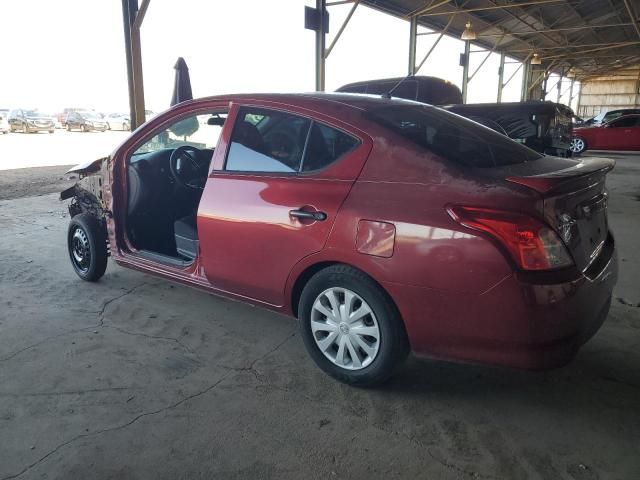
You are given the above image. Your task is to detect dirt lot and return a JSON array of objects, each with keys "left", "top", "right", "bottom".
[
  {"left": 0, "top": 165, "right": 74, "bottom": 200},
  {"left": 0, "top": 149, "right": 639, "bottom": 479},
  {"left": 0, "top": 129, "right": 127, "bottom": 200}
]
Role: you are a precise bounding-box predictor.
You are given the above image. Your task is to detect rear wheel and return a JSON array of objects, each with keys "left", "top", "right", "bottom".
[
  {"left": 298, "top": 265, "right": 409, "bottom": 387},
  {"left": 66, "top": 124, "right": 71, "bottom": 131},
  {"left": 81, "top": 124, "right": 87, "bottom": 132},
  {"left": 23, "top": 123, "right": 30, "bottom": 134},
  {"left": 570, "top": 137, "right": 587, "bottom": 154},
  {"left": 67, "top": 213, "right": 108, "bottom": 281}
]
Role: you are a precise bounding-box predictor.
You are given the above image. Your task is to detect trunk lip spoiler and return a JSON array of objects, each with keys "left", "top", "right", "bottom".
[{"left": 506, "top": 157, "right": 614, "bottom": 194}]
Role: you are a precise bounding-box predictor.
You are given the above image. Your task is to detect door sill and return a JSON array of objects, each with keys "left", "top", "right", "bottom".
[{"left": 136, "top": 249, "right": 195, "bottom": 268}]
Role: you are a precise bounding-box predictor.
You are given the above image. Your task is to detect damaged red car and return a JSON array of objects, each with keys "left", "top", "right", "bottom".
[{"left": 62, "top": 94, "right": 617, "bottom": 386}]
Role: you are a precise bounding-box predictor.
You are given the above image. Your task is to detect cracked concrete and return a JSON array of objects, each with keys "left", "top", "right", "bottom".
[{"left": 1, "top": 152, "right": 639, "bottom": 479}]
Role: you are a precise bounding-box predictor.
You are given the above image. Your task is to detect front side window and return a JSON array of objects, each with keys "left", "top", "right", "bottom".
[
  {"left": 225, "top": 108, "right": 360, "bottom": 174},
  {"left": 367, "top": 104, "right": 542, "bottom": 168},
  {"left": 133, "top": 112, "right": 227, "bottom": 155}
]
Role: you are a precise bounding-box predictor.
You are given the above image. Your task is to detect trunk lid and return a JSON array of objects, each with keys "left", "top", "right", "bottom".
[{"left": 504, "top": 156, "right": 614, "bottom": 272}]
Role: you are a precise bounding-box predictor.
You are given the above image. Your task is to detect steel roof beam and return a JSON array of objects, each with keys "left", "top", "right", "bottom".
[
  {"left": 622, "top": 0, "right": 640, "bottom": 40},
  {"left": 325, "top": 0, "right": 360, "bottom": 58},
  {"left": 477, "top": 22, "right": 634, "bottom": 37},
  {"left": 417, "top": 0, "right": 564, "bottom": 17}
]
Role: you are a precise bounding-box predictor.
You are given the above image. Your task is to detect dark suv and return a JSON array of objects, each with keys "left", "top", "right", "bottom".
[
  {"left": 65, "top": 111, "right": 108, "bottom": 132},
  {"left": 8, "top": 109, "right": 55, "bottom": 133},
  {"left": 337, "top": 76, "right": 463, "bottom": 105},
  {"left": 445, "top": 101, "right": 575, "bottom": 157}
]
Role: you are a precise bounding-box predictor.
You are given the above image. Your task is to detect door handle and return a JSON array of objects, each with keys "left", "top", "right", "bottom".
[{"left": 289, "top": 209, "right": 327, "bottom": 221}]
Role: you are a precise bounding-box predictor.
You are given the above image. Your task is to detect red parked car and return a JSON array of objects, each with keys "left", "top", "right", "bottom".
[
  {"left": 570, "top": 114, "right": 640, "bottom": 153},
  {"left": 61, "top": 94, "right": 617, "bottom": 386}
]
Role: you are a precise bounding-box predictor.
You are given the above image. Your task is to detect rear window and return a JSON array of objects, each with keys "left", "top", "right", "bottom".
[{"left": 367, "top": 104, "right": 542, "bottom": 168}]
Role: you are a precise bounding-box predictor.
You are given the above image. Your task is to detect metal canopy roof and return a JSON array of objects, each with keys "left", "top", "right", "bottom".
[{"left": 362, "top": 0, "right": 640, "bottom": 80}]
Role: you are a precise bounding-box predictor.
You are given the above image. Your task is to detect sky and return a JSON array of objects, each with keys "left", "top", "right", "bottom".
[{"left": 1, "top": 0, "right": 578, "bottom": 114}]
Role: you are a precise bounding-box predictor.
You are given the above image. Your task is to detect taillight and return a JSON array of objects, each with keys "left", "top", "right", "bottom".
[{"left": 447, "top": 206, "right": 573, "bottom": 271}]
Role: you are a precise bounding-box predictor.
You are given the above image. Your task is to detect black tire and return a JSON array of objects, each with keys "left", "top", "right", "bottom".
[
  {"left": 298, "top": 265, "right": 409, "bottom": 387},
  {"left": 81, "top": 124, "right": 87, "bottom": 132},
  {"left": 66, "top": 123, "right": 71, "bottom": 131},
  {"left": 23, "top": 123, "right": 30, "bottom": 134},
  {"left": 67, "top": 213, "right": 108, "bottom": 281}
]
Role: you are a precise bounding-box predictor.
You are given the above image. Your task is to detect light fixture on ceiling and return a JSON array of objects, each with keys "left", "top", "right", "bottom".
[
  {"left": 531, "top": 53, "right": 542, "bottom": 65},
  {"left": 461, "top": 21, "right": 476, "bottom": 41}
]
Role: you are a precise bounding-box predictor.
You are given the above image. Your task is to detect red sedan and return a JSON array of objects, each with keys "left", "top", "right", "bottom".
[
  {"left": 571, "top": 114, "right": 640, "bottom": 153},
  {"left": 61, "top": 94, "right": 617, "bottom": 386}
]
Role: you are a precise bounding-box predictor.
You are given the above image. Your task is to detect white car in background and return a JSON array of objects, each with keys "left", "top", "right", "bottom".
[
  {"left": 0, "top": 109, "right": 10, "bottom": 134},
  {"left": 106, "top": 113, "right": 130, "bottom": 131}
]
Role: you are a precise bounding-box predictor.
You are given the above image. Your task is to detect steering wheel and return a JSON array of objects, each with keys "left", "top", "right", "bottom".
[{"left": 169, "top": 145, "right": 205, "bottom": 189}]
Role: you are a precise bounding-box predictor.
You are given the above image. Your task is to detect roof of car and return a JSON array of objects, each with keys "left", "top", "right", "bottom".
[{"left": 196, "top": 92, "right": 426, "bottom": 112}]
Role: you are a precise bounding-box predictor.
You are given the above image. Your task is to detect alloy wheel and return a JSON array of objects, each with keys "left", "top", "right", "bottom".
[
  {"left": 310, "top": 287, "right": 380, "bottom": 370},
  {"left": 570, "top": 138, "right": 585, "bottom": 153}
]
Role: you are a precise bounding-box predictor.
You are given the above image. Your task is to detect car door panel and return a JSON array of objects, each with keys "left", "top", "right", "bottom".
[
  {"left": 197, "top": 102, "right": 372, "bottom": 306},
  {"left": 197, "top": 176, "right": 353, "bottom": 305}
]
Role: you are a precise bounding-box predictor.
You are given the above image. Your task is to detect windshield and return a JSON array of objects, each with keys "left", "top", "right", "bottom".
[
  {"left": 25, "top": 110, "right": 43, "bottom": 117},
  {"left": 367, "top": 104, "right": 542, "bottom": 168},
  {"left": 78, "top": 111, "right": 101, "bottom": 120}
]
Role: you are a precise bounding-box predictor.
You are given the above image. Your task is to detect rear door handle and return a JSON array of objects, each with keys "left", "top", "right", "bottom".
[{"left": 289, "top": 209, "right": 327, "bottom": 221}]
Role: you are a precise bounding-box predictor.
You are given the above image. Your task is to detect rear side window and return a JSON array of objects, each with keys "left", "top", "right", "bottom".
[
  {"left": 302, "top": 123, "right": 360, "bottom": 171},
  {"left": 610, "top": 116, "right": 640, "bottom": 128},
  {"left": 226, "top": 108, "right": 360, "bottom": 173},
  {"left": 367, "top": 105, "right": 542, "bottom": 168}
]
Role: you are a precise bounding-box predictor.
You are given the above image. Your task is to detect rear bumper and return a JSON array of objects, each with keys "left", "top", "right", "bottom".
[{"left": 385, "top": 240, "right": 618, "bottom": 370}]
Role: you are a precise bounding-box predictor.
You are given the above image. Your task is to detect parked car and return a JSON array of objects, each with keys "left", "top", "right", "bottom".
[
  {"left": 8, "top": 109, "right": 55, "bottom": 133},
  {"left": 61, "top": 93, "right": 617, "bottom": 386},
  {"left": 570, "top": 114, "right": 640, "bottom": 153},
  {"left": 65, "top": 110, "right": 108, "bottom": 132},
  {"left": 57, "top": 108, "right": 82, "bottom": 127},
  {"left": 0, "top": 109, "right": 9, "bottom": 134},
  {"left": 580, "top": 108, "right": 640, "bottom": 127},
  {"left": 445, "top": 101, "right": 574, "bottom": 157},
  {"left": 106, "top": 113, "right": 130, "bottom": 130},
  {"left": 336, "top": 76, "right": 463, "bottom": 105}
]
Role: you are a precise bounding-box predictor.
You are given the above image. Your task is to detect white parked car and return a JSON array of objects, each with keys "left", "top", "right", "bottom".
[
  {"left": 0, "top": 109, "right": 10, "bottom": 134},
  {"left": 106, "top": 113, "right": 130, "bottom": 131}
]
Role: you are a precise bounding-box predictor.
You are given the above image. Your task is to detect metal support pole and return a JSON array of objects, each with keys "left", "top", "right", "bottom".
[
  {"left": 542, "top": 73, "right": 548, "bottom": 100},
  {"left": 576, "top": 84, "right": 582, "bottom": 116},
  {"left": 461, "top": 40, "right": 470, "bottom": 103},
  {"left": 408, "top": 16, "right": 417, "bottom": 75},
  {"left": 520, "top": 60, "right": 530, "bottom": 101},
  {"left": 315, "top": 0, "right": 327, "bottom": 91},
  {"left": 121, "top": 0, "right": 136, "bottom": 130},
  {"left": 497, "top": 52, "right": 505, "bottom": 102},
  {"left": 130, "top": 10, "right": 146, "bottom": 128},
  {"left": 556, "top": 76, "right": 562, "bottom": 103},
  {"left": 568, "top": 78, "right": 575, "bottom": 108}
]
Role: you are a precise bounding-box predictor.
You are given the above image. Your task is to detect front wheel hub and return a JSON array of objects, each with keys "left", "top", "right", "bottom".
[{"left": 71, "top": 227, "right": 91, "bottom": 273}]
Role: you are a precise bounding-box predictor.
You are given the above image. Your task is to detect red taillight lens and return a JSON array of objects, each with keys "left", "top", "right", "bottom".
[{"left": 447, "top": 206, "right": 573, "bottom": 271}]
